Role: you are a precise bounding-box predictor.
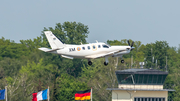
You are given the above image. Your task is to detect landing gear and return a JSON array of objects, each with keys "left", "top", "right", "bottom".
[
  {"left": 104, "top": 56, "right": 109, "bottom": 66},
  {"left": 121, "top": 60, "right": 124, "bottom": 63},
  {"left": 104, "top": 62, "right": 108, "bottom": 66},
  {"left": 88, "top": 61, "right": 92, "bottom": 65}
]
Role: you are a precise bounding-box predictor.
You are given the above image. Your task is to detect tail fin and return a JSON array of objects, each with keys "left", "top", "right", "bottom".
[{"left": 44, "top": 31, "right": 65, "bottom": 49}]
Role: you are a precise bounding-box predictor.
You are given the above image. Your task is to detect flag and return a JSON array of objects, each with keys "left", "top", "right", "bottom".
[
  {"left": 32, "top": 89, "right": 48, "bottom": 101},
  {"left": 0, "top": 89, "right": 5, "bottom": 100},
  {"left": 32, "top": 92, "right": 37, "bottom": 101},
  {"left": 75, "top": 89, "right": 91, "bottom": 100}
]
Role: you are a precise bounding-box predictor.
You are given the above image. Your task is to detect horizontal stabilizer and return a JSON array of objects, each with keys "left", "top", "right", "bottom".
[
  {"left": 38, "top": 47, "right": 61, "bottom": 52},
  {"left": 61, "top": 55, "right": 73, "bottom": 59}
]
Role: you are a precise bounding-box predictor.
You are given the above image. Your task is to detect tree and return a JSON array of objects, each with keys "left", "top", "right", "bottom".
[
  {"left": 56, "top": 73, "right": 88, "bottom": 101},
  {"left": 41, "top": 21, "right": 89, "bottom": 100},
  {"left": 43, "top": 22, "right": 89, "bottom": 45},
  {"left": 80, "top": 57, "right": 118, "bottom": 101},
  {"left": 0, "top": 37, "right": 30, "bottom": 60},
  {"left": 0, "top": 58, "right": 25, "bottom": 77}
]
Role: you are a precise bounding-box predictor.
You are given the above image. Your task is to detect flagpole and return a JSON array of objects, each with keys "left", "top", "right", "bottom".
[
  {"left": 48, "top": 86, "right": 50, "bottom": 101},
  {"left": 5, "top": 86, "right": 7, "bottom": 101},
  {"left": 91, "top": 87, "right": 92, "bottom": 101}
]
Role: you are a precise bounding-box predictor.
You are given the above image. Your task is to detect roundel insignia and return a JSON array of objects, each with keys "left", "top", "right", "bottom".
[{"left": 77, "top": 47, "right": 81, "bottom": 51}]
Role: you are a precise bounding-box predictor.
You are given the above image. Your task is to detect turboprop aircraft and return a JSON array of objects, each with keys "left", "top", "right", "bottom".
[{"left": 39, "top": 31, "right": 135, "bottom": 66}]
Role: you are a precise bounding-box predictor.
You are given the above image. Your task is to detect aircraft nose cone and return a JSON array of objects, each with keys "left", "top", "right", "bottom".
[{"left": 131, "top": 47, "right": 135, "bottom": 50}]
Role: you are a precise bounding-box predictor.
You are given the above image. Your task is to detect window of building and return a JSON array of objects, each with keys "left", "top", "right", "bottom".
[
  {"left": 117, "top": 74, "right": 133, "bottom": 84},
  {"left": 131, "top": 74, "right": 167, "bottom": 85},
  {"left": 134, "top": 97, "right": 165, "bottom": 101}
]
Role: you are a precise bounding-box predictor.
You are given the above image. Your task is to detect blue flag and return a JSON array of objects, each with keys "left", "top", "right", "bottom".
[{"left": 0, "top": 89, "right": 5, "bottom": 100}]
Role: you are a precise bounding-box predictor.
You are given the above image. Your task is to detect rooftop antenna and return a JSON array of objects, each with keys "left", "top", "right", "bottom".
[
  {"left": 131, "top": 55, "right": 133, "bottom": 68},
  {"left": 166, "top": 56, "right": 167, "bottom": 72},
  {"left": 139, "top": 62, "right": 145, "bottom": 68}
]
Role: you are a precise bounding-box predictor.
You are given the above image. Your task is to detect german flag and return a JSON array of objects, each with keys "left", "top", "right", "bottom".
[{"left": 75, "top": 89, "right": 91, "bottom": 100}]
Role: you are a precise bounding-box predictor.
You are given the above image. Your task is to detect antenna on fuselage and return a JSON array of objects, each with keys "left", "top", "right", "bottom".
[
  {"left": 80, "top": 42, "right": 83, "bottom": 45},
  {"left": 95, "top": 40, "right": 98, "bottom": 43}
]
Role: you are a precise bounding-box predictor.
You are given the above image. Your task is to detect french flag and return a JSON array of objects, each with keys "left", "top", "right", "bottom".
[{"left": 32, "top": 89, "right": 48, "bottom": 101}]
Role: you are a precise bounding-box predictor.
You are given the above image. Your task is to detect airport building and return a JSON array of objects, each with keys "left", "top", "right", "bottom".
[{"left": 107, "top": 69, "right": 175, "bottom": 101}]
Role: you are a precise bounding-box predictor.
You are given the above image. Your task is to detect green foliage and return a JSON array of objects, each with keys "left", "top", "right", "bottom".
[
  {"left": 1, "top": 21, "right": 180, "bottom": 100},
  {"left": 0, "top": 57, "right": 25, "bottom": 77},
  {"left": 6, "top": 76, "right": 13, "bottom": 85},
  {"left": 43, "top": 22, "right": 89, "bottom": 45},
  {"left": 0, "top": 37, "right": 30, "bottom": 60},
  {"left": 56, "top": 73, "right": 88, "bottom": 101},
  {"left": 80, "top": 58, "right": 118, "bottom": 101},
  {"left": 20, "top": 36, "right": 47, "bottom": 52}
]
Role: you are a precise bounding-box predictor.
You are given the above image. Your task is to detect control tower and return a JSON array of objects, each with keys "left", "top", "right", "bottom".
[{"left": 107, "top": 69, "right": 174, "bottom": 101}]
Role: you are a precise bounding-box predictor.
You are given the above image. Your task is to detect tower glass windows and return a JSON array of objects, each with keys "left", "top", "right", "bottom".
[{"left": 116, "top": 74, "right": 167, "bottom": 85}]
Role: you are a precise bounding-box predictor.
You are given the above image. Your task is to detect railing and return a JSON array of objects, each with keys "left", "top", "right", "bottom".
[{"left": 116, "top": 84, "right": 176, "bottom": 91}]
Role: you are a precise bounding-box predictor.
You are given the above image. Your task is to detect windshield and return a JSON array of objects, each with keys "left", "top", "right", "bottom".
[
  {"left": 106, "top": 44, "right": 111, "bottom": 47},
  {"left": 102, "top": 44, "right": 109, "bottom": 48}
]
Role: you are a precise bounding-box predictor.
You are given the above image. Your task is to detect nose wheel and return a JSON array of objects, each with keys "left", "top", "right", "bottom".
[
  {"left": 88, "top": 61, "right": 92, "bottom": 65},
  {"left": 104, "top": 62, "right": 108, "bottom": 66},
  {"left": 121, "top": 60, "right": 124, "bottom": 63}
]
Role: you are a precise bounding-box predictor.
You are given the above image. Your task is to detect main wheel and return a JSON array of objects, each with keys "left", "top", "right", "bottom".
[
  {"left": 104, "top": 62, "right": 108, "bottom": 66},
  {"left": 88, "top": 61, "right": 92, "bottom": 65},
  {"left": 121, "top": 60, "right": 124, "bottom": 63}
]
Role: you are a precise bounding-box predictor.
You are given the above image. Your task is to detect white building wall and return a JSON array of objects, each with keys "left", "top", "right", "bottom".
[
  {"left": 119, "top": 85, "right": 163, "bottom": 90},
  {"left": 112, "top": 90, "right": 168, "bottom": 101}
]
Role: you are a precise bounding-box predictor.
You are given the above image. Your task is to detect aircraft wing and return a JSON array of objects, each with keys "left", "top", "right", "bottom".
[
  {"left": 85, "top": 50, "right": 126, "bottom": 59},
  {"left": 38, "top": 47, "right": 63, "bottom": 52}
]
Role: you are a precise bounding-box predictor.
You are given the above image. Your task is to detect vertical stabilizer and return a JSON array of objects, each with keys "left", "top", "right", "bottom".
[{"left": 44, "top": 31, "right": 65, "bottom": 49}]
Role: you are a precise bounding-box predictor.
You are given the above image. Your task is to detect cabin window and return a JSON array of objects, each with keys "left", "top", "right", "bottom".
[
  {"left": 82, "top": 47, "right": 85, "bottom": 50},
  {"left": 102, "top": 44, "right": 109, "bottom": 48},
  {"left": 88, "top": 46, "right": 90, "bottom": 50},
  {"left": 93, "top": 45, "right": 96, "bottom": 49},
  {"left": 98, "top": 45, "right": 101, "bottom": 48}
]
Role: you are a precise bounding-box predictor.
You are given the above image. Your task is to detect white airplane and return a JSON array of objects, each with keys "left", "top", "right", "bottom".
[{"left": 39, "top": 31, "right": 135, "bottom": 66}]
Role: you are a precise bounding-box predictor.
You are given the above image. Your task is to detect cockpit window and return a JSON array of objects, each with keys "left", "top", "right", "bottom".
[
  {"left": 102, "top": 44, "right": 109, "bottom": 48},
  {"left": 107, "top": 44, "right": 111, "bottom": 47}
]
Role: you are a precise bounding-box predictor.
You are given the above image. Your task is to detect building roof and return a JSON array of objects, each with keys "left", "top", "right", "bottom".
[
  {"left": 115, "top": 68, "right": 168, "bottom": 75},
  {"left": 106, "top": 88, "right": 175, "bottom": 91}
]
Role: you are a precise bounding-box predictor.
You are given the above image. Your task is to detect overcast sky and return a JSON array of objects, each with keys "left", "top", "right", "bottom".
[{"left": 0, "top": 0, "right": 180, "bottom": 48}]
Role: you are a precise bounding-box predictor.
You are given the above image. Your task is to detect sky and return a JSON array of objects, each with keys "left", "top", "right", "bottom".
[{"left": 0, "top": 0, "right": 180, "bottom": 48}]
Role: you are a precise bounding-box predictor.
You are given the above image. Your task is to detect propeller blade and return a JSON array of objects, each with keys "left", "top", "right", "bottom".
[
  {"left": 127, "top": 40, "right": 130, "bottom": 46},
  {"left": 131, "top": 41, "right": 134, "bottom": 47},
  {"left": 131, "top": 47, "right": 135, "bottom": 51}
]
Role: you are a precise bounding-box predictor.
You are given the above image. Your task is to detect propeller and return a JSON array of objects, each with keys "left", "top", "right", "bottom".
[
  {"left": 131, "top": 41, "right": 134, "bottom": 47},
  {"left": 127, "top": 40, "right": 135, "bottom": 51},
  {"left": 127, "top": 40, "right": 130, "bottom": 46}
]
